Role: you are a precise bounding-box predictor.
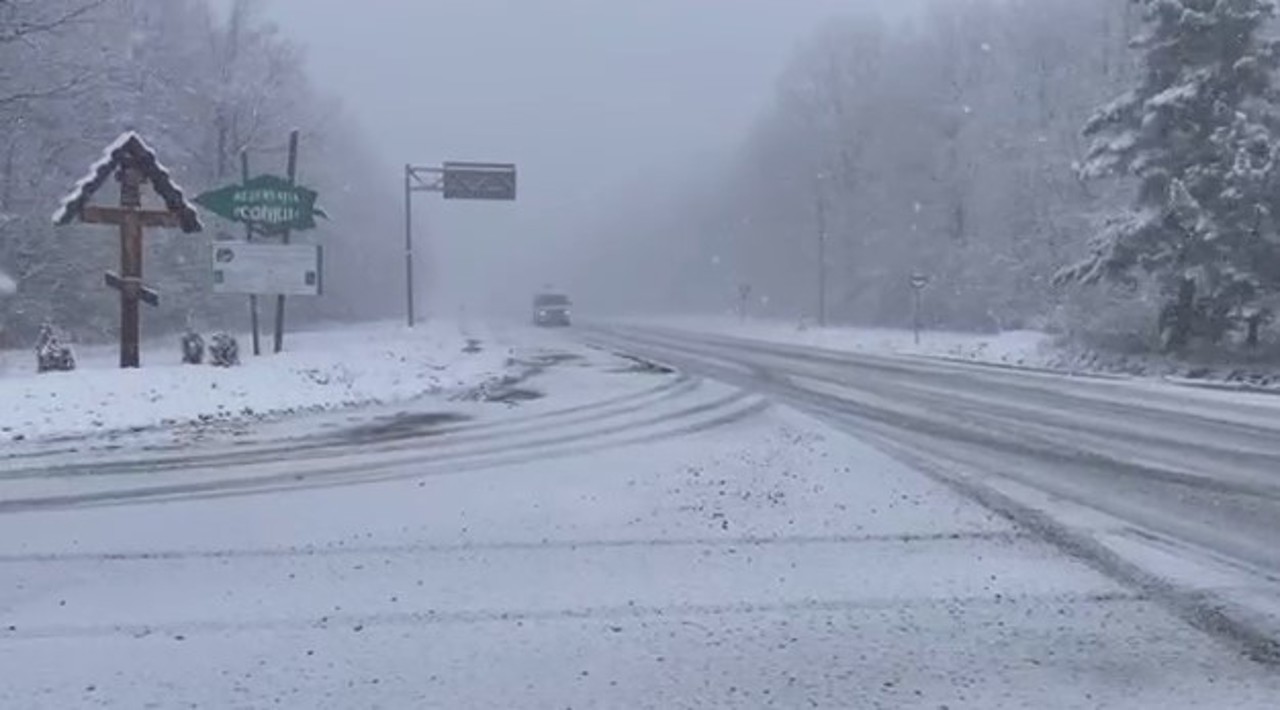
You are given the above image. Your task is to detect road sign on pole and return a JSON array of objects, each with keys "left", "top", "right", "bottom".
[
  {"left": 195, "top": 173, "right": 325, "bottom": 234},
  {"left": 442, "top": 162, "right": 517, "bottom": 201},
  {"left": 403, "top": 160, "right": 518, "bottom": 327}
]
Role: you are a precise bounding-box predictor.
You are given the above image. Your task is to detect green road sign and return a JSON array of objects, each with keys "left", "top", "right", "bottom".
[
  {"left": 195, "top": 174, "right": 325, "bottom": 234},
  {"left": 442, "top": 162, "right": 516, "bottom": 200}
]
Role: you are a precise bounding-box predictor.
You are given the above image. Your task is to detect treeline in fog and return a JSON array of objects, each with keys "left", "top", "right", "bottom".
[{"left": 596, "top": 0, "right": 1280, "bottom": 355}]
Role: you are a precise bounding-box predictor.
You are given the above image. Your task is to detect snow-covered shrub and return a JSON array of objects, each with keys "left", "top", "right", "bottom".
[
  {"left": 1049, "top": 283, "right": 1159, "bottom": 355},
  {"left": 35, "top": 322, "right": 76, "bottom": 373},
  {"left": 208, "top": 332, "right": 239, "bottom": 367},
  {"left": 181, "top": 331, "right": 205, "bottom": 365}
]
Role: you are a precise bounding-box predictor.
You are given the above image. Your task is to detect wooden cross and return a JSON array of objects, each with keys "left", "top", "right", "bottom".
[{"left": 52, "top": 133, "right": 202, "bottom": 368}]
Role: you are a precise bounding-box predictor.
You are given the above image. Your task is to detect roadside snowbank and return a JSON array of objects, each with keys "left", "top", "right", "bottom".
[
  {"left": 0, "top": 321, "right": 510, "bottom": 442},
  {"left": 629, "top": 315, "right": 1280, "bottom": 390},
  {"left": 627, "top": 315, "right": 1053, "bottom": 367}
]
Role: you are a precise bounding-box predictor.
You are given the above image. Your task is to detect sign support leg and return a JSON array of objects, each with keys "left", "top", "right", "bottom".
[
  {"left": 273, "top": 130, "right": 299, "bottom": 354},
  {"left": 241, "top": 150, "right": 261, "bottom": 357}
]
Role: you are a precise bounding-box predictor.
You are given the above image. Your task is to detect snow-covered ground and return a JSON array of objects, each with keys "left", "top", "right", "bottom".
[
  {"left": 4, "top": 360, "right": 1278, "bottom": 707},
  {"left": 1, "top": 326, "right": 1278, "bottom": 707},
  {"left": 622, "top": 315, "right": 1280, "bottom": 389},
  {"left": 0, "top": 321, "right": 512, "bottom": 444},
  {"left": 624, "top": 315, "right": 1054, "bottom": 367}
]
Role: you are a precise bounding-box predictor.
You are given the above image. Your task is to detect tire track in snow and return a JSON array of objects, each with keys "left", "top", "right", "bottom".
[
  {"left": 1, "top": 590, "right": 1142, "bottom": 643},
  {"left": 0, "top": 364, "right": 699, "bottom": 482},
  {"left": 0, "top": 385, "right": 768, "bottom": 513},
  {"left": 0, "top": 529, "right": 1027, "bottom": 565}
]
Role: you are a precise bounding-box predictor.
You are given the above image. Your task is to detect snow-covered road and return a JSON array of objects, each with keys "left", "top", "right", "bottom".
[
  {"left": 585, "top": 326, "right": 1280, "bottom": 647},
  {"left": 2, "top": 326, "right": 1279, "bottom": 708}
]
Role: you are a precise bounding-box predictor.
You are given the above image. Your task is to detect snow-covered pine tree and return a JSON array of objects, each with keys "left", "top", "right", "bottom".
[{"left": 1058, "top": 0, "right": 1280, "bottom": 351}]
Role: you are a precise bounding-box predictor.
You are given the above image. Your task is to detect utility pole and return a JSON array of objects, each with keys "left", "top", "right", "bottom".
[
  {"left": 403, "top": 164, "right": 415, "bottom": 328},
  {"left": 816, "top": 187, "right": 828, "bottom": 328}
]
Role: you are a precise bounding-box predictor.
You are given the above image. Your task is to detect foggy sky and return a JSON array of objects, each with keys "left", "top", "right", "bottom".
[{"left": 252, "top": 0, "right": 907, "bottom": 316}]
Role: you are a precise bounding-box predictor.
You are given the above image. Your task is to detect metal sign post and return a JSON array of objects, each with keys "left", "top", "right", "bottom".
[
  {"left": 403, "top": 164, "right": 416, "bottom": 328},
  {"left": 403, "top": 161, "right": 517, "bottom": 327}
]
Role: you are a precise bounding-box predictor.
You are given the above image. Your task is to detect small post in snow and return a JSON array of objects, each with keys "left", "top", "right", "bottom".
[
  {"left": 909, "top": 272, "right": 930, "bottom": 346},
  {"left": 738, "top": 283, "right": 752, "bottom": 321}
]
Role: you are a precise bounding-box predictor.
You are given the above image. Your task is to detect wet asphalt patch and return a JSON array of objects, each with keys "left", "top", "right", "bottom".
[
  {"left": 608, "top": 353, "right": 675, "bottom": 375},
  {"left": 337, "top": 412, "right": 473, "bottom": 445}
]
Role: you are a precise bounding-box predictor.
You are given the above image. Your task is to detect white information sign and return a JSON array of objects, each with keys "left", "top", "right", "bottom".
[{"left": 211, "top": 243, "right": 322, "bottom": 296}]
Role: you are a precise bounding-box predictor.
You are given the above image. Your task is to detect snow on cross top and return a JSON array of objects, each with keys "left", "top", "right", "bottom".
[{"left": 51, "top": 131, "right": 202, "bottom": 233}]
